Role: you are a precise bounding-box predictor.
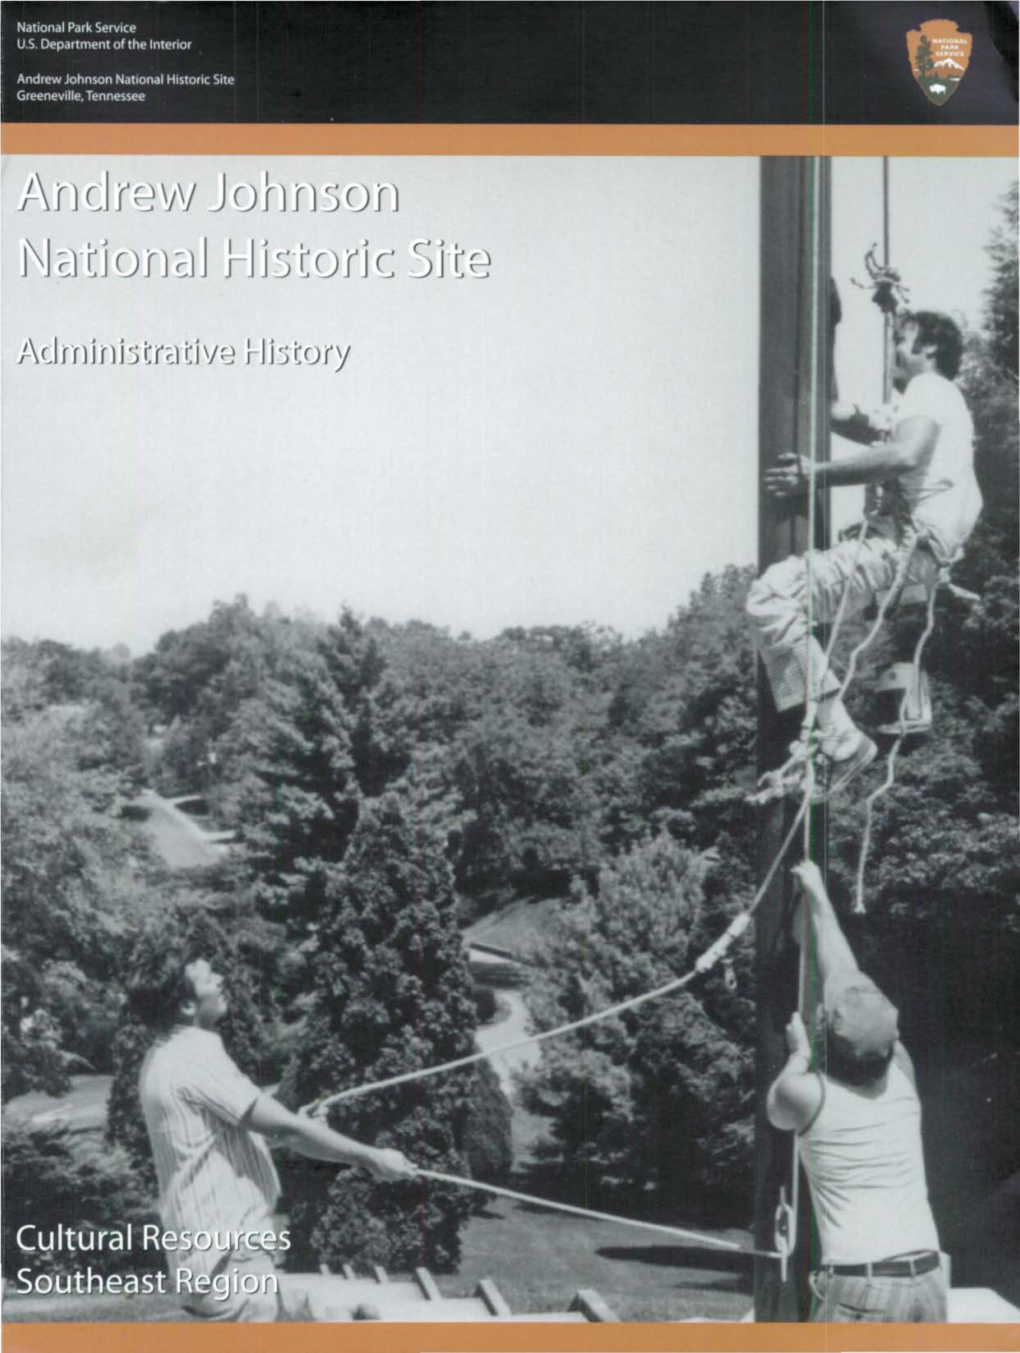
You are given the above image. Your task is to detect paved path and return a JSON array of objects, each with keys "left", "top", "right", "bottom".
[
  {"left": 472, "top": 983, "right": 541, "bottom": 1096},
  {"left": 135, "top": 788, "right": 230, "bottom": 869},
  {"left": 5, "top": 1075, "right": 111, "bottom": 1134}
]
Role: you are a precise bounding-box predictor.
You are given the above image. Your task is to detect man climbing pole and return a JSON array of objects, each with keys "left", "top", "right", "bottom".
[
  {"left": 767, "top": 860, "right": 946, "bottom": 1323},
  {"left": 746, "top": 295, "right": 982, "bottom": 801}
]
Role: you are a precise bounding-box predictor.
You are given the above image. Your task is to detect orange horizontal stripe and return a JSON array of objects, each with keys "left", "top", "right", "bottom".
[
  {"left": 0, "top": 123, "right": 1016, "bottom": 157},
  {"left": 3, "top": 1323, "right": 1020, "bottom": 1352}
]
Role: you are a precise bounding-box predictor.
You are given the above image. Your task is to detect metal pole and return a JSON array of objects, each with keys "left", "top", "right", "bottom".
[
  {"left": 753, "top": 157, "right": 830, "bottom": 1323},
  {"left": 867, "top": 157, "right": 892, "bottom": 520}
]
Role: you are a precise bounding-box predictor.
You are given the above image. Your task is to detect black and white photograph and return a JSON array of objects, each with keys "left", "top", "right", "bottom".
[{"left": 1, "top": 2, "right": 1018, "bottom": 1338}]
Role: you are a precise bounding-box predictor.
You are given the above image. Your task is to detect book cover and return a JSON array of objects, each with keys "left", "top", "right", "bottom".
[{"left": 1, "top": 4, "right": 1017, "bottom": 1350}]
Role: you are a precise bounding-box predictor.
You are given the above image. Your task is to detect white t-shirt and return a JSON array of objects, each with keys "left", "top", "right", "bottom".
[{"left": 892, "top": 371, "right": 982, "bottom": 556}]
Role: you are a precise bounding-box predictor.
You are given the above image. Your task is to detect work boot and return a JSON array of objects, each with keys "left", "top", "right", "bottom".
[{"left": 810, "top": 733, "right": 878, "bottom": 804}]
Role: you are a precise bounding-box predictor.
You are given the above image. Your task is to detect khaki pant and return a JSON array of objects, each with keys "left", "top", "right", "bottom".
[{"left": 747, "top": 534, "right": 939, "bottom": 714}]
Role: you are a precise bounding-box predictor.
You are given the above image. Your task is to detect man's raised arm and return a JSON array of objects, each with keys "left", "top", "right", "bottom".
[{"left": 791, "top": 859, "right": 860, "bottom": 984}]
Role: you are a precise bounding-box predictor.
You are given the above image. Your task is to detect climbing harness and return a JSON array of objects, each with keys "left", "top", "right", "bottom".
[{"left": 748, "top": 523, "right": 915, "bottom": 809}]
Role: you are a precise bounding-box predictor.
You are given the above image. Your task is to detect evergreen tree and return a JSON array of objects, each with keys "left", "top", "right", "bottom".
[
  {"left": 1, "top": 701, "right": 145, "bottom": 1100},
  {"left": 915, "top": 34, "right": 935, "bottom": 78},
  {"left": 280, "top": 792, "right": 476, "bottom": 1272},
  {"left": 517, "top": 834, "right": 754, "bottom": 1216},
  {"left": 218, "top": 628, "right": 362, "bottom": 936},
  {"left": 983, "top": 183, "right": 1018, "bottom": 377}
]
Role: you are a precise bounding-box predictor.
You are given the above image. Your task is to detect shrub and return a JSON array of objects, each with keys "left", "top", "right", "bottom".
[
  {"left": 464, "top": 1060, "right": 514, "bottom": 1185},
  {"left": 2, "top": 1121, "right": 159, "bottom": 1277},
  {"left": 473, "top": 984, "right": 498, "bottom": 1023}
]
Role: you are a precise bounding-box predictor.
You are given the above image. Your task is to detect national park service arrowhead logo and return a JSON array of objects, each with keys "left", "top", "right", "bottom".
[{"left": 906, "top": 20, "right": 972, "bottom": 104}]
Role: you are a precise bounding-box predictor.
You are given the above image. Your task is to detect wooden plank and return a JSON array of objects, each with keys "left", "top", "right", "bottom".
[
  {"left": 568, "top": 1289, "right": 619, "bottom": 1323},
  {"left": 414, "top": 1267, "right": 443, "bottom": 1301},
  {"left": 474, "top": 1278, "right": 512, "bottom": 1317}
]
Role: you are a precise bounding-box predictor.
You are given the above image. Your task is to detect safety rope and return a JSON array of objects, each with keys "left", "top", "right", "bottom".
[
  {"left": 751, "top": 523, "right": 919, "bottom": 810},
  {"left": 415, "top": 1169, "right": 782, "bottom": 1261},
  {"left": 751, "top": 534, "right": 869, "bottom": 807},
  {"left": 852, "top": 563, "right": 940, "bottom": 914},
  {"left": 307, "top": 802, "right": 809, "bottom": 1114}
]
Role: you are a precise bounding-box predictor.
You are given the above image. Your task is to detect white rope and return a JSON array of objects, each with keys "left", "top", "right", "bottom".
[
  {"left": 853, "top": 571, "right": 940, "bottom": 913},
  {"left": 751, "top": 522, "right": 875, "bottom": 807},
  {"left": 415, "top": 1168, "right": 782, "bottom": 1262}
]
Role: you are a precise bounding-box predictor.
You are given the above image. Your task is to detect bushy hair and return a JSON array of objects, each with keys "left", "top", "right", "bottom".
[
  {"left": 905, "top": 310, "right": 964, "bottom": 379},
  {"left": 123, "top": 926, "right": 196, "bottom": 1031}
]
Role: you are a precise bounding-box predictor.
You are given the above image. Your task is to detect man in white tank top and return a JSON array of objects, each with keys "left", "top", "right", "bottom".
[{"left": 766, "top": 860, "right": 947, "bottom": 1323}]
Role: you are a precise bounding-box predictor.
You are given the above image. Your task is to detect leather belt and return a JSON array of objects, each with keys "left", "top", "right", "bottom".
[{"left": 822, "top": 1251, "right": 940, "bottom": 1279}]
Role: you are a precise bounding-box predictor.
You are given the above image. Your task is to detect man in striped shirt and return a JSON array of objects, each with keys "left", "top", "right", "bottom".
[{"left": 138, "top": 953, "right": 416, "bottom": 1321}]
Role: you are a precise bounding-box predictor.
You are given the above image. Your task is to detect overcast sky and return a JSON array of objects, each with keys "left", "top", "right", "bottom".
[{"left": 2, "top": 155, "right": 1014, "bottom": 655}]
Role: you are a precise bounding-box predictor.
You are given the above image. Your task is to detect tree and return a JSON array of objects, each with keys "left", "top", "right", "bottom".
[
  {"left": 983, "top": 182, "right": 1018, "bottom": 378},
  {"left": 216, "top": 626, "right": 362, "bottom": 937},
  {"left": 630, "top": 567, "right": 759, "bottom": 917},
  {"left": 517, "top": 834, "right": 754, "bottom": 1217},
  {"left": 914, "top": 34, "right": 935, "bottom": 78},
  {"left": 1, "top": 704, "right": 146, "bottom": 1100},
  {"left": 134, "top": 595, "right": 262, "bottom": 725},
  {"left": 280, "top": 792, "right": 477, "bottom": 1272},
  {"left": 3, "top": 1122, "right": 158, "bottom": 1278},
  {"left": 463, "top": 1061, "right": 514, "bottom": 1188}
]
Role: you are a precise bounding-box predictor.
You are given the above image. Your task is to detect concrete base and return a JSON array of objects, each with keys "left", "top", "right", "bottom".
[{"left": 948, "top": 1288, "right": 1020, "bottom": 1322}]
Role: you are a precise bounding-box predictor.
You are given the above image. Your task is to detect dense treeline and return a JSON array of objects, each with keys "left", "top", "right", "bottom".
[{"left": 2, "top": 186, "right": 1016, "bottom": 1276}]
